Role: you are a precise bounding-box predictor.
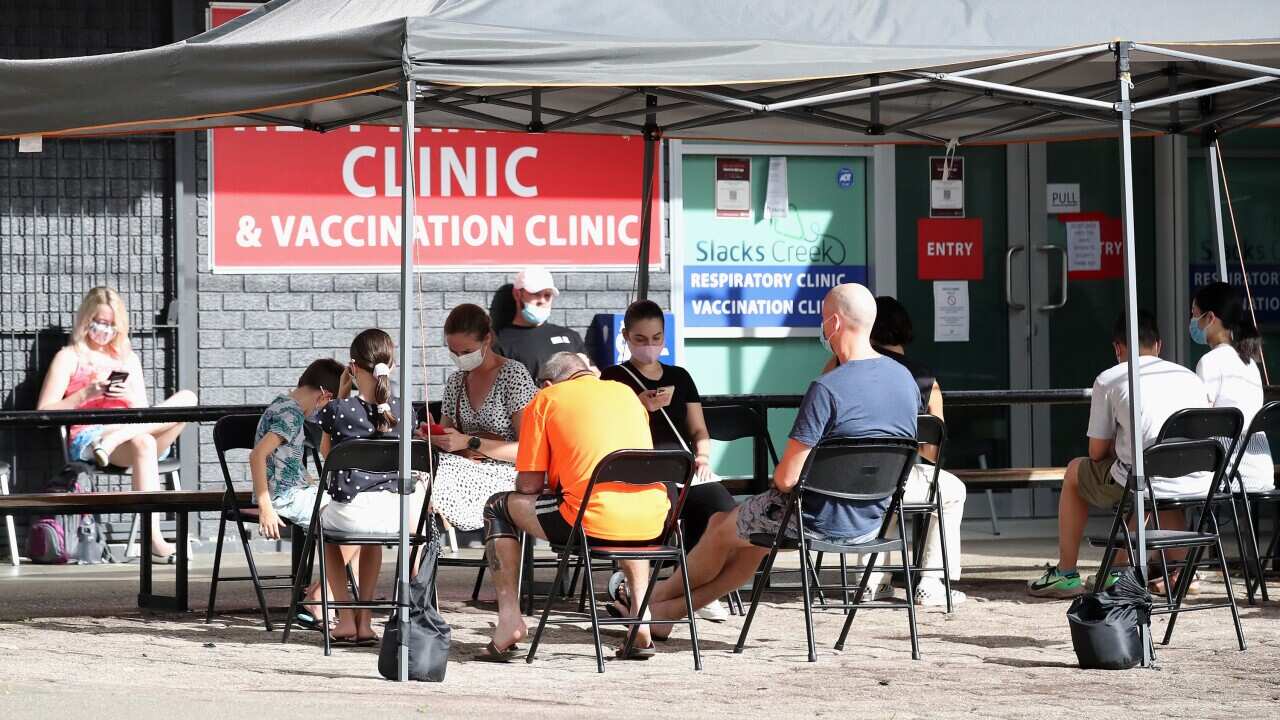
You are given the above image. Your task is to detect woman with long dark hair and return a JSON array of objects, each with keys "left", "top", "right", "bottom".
[{"left": 1191, "top": 282, "right": 1273, "bottom": 492}]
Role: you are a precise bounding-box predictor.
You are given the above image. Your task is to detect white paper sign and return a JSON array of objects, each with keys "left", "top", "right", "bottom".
[
  {"left": 930, "top": 179, "right": 964, "bottom": 209},
  {"left": 933, "top": 281, "right": 970, "bottom": 343},
  {"left": 763, "top": 156, "right": 789, "bottom": 220},
  {"left": 17, "top": 134, "right": 42, "bottom": 153},
  {"left": 1047, "top": 183, "right": 1081, "bottom": 213},
  {"left": 1066, "top": 221, "right": 1102, "bottom": 272}
]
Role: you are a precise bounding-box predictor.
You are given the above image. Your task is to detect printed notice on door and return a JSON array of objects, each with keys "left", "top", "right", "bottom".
[
  {"left": 1066, "top": 220, "right": 1102, "bottom": 272},
  {"left": 933, "top": 281, "right": 970, "bottom": 343}
]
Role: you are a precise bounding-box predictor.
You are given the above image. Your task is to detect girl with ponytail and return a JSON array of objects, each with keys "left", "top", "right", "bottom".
[
  {"left": 1191, "top": 282, "right": 1274, "bottom": 492},
  {"left": 313, "top": 328, "right": 428, "bottom": 644}
]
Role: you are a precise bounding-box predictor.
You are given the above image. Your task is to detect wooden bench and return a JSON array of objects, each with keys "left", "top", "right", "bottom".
[
  {"left": 0, "top": 489, "right": 250, "bottom": 612},
  {"left": 953, "top": 467, "right": 1067, "bottom": 490}
]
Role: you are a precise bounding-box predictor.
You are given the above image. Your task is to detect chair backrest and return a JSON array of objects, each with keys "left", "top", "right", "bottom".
[
  {"left": 1154, "top": 406, "right": 1244, "bottom": 449},
  {"left": 322, "top": 438, "right": 435, "bottom": 479},
  {"left": 702, "top": 403, "right": 780, "bottom": 465},
  {"left": 213, "top": 413, "right": 265, "bottom": 494},
  {"left": 916, "top": 413, "right": 946, "bottom": 451},
  {"left": 797, "top": 437, "right": 919, "bottom": 502},
  {"left": 572, "top": 449, "right": 695, "bottom": 545},
  {"left": 1142, "top": 437, "right": 1228, "bottom": 527}
]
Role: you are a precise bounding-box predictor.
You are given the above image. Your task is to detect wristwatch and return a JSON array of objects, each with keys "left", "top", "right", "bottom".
[{"left": 467, "top": 435, "right": 482, "bottom": 452}]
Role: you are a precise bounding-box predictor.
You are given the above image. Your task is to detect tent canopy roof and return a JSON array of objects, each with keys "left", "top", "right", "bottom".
[{"left": 3, "top": 0, "right": 1280, "bottom": 144}]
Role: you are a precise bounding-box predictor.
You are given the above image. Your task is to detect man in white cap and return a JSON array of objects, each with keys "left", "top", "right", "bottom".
[{"left": 494, "top": 266, "right": 586, "bottom": 382}]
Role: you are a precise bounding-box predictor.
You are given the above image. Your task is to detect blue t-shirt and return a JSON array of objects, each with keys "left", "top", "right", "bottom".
[{"left": 790, "top": 356, "right": 919, "bottom": 540}]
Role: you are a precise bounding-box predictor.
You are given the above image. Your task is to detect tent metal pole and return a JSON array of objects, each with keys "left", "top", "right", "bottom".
[
  {"left": 636, "top": 95, "right": 658, "bottom": 301},
  {"left": 1129, "top": 44, "right": 1280, "bottom": 80},
  {"left": 769, "top": 43, "right": 1112, "bottom": 112},
  {"left": 396, "top": 78, "right": 417, "bottom": 683},
  {"left": 1131, "top": 76, "right": 1277, "bottom": 111},
  {"left": 1117, "top": 41, "right": 1152, "bottom": 669},
  {"left": 1206, "top": 140, "right": 1230, "bottom": 281}
]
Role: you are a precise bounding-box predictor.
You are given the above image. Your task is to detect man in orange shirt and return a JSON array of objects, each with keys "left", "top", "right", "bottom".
[{"left": 478, "top": 352, "right": 669, "bottom": 661}]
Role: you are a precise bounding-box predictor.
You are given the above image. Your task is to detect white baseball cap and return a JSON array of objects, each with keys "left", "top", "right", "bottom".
[{"left": 514, "top": 267, "right": 559, "bottom": 296}]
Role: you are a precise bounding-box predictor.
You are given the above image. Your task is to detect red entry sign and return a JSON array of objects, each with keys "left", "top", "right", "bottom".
[
  {"left": 1058, "top": 212, "right": 1123, "bottom": 280},
  {"left": 917, "top": 218, "right": 984, "bottom": 280}
]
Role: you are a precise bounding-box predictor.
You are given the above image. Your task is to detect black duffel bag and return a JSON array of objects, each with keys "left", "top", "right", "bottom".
[
  {"left": 378, "top": 519, "right": 451, "bottom": 682},
  {"left": 1067, "top": 568, "right": 1152, "bottom": 670}
]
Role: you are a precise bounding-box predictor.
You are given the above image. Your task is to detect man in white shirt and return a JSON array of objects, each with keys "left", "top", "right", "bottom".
[{"left": 1028, "top": 310, "right": 1210, "bottom": 598}]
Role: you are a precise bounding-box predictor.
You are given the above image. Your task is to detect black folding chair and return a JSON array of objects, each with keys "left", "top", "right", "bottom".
[
  {"left": 1090, "top": 437, "right": 1246, "bottom": 651},
  {"left": 281, "top": 438, "right": 436, "bottom": 655},
  {"left": 734, "top": 437, "right": 921, "bottom": 662},
  {"left": 525, "top": 449, "right": 699, "bottom": 673},
  {"left": 703, "top": 403, "right": 781, "bottom": 613},
  {"left": 1136, "top": 407, "right": 1246, "bottom": 609},
  {"left": 1226, "top": 400, "right": 1280, "bottom": 604},
  {"left": 900, "top": 414, "right": 956, "bottom": 611},
  {"left": 205, "top": 414, "right": 326, "bottom": 630}
]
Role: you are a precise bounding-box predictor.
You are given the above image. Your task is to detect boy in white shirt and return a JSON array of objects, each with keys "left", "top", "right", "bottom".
[{"left": 1028, "top": 311, "right": 1210, "bottom": 598}]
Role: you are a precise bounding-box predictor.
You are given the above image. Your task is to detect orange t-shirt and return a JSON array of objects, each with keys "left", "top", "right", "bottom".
[{"left": 516, "top": 375, "right": 669, "bottom": 541}]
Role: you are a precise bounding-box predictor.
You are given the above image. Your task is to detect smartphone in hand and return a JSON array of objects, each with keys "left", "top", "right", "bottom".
[{"left": 107, "top": 370, "right": 129, "bottom": 384}]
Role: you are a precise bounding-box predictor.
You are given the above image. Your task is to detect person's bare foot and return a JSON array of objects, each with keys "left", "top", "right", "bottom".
[
  {"left": 331, "top": 614, "right": 358, "bottom": 641},
  {"left": 491, "top": 612, "right": 528, "bottom": 652}
]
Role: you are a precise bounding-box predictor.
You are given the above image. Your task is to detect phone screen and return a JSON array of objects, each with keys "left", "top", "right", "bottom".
[{"left": 108, "top": 370, "right": 129, "bottom": 383}]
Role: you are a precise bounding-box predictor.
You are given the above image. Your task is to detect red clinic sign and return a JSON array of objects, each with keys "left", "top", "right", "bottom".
[{"left": 209, "top": 6, "right": 659, "bottom": 273}]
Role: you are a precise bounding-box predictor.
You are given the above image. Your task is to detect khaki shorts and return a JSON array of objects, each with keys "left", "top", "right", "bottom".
[{"left": 1076, "top": 457, "right": 1126, "bottom": 508}]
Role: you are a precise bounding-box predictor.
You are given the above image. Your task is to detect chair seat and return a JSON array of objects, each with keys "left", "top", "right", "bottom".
[
  {"left": 588, "top": 544, "right": 679, "bottom": 559},
  {"left": 1089, "top": 528, "right": 1218, "bottom": 549},
  {"left": 749, "top": 532, "right": 903, "bottom": 555},
  {"left": 321, "top": 529, "right": 428, "bottom": 544},
  {"left": 1246, "top": 487, "right": 1280, "bottom": 500},
  {"left": 101, "top": 456, "right": 182, "bottom": 476},
  {"left": 1156, "top": 492, "right": 1232, "bottom": 507}
]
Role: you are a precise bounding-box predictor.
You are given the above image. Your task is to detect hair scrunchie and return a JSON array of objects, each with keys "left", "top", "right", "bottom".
[
  {"left": 372, "top": 362, "right": 391, "bottom": 377},
  {"left": 376, "top": 403, "right": 392, "bottom": 413}
]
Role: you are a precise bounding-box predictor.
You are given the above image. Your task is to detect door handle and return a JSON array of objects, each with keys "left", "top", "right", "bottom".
[
  {"left": 1005, "top": 246, "right": 1026, "bottom": 310},
  {"left": 1038, "top": 244, "right": 1068, "bottom": 311}
]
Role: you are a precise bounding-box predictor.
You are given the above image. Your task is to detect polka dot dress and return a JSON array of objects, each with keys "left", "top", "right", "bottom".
[
  {"left": 432, "top": 359, "right": 536, "bottom": 531},
  {"left": 317, "top": 395, "right": 404, "bottom": 502}
]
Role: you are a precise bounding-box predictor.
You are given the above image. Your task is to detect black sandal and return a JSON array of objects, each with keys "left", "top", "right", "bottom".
[
  {"left": 474, "top": 640, "right": 521, "bottom": 663},
  {"left": 615, "top": 642, "right": 656, "bottom": 660}
]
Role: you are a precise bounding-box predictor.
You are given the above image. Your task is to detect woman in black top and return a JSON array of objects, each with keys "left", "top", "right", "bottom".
[{"left": 601, "top": 300, "right": 737, "bottom": 622}]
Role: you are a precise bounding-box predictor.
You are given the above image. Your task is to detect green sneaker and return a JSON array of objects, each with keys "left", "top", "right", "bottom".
[
  {"left": 1027, "top": 565, "right": 1086, "bottom": 598},
  {"left": 1086, "top": 571, "right": 1122, "bottom": 591}
]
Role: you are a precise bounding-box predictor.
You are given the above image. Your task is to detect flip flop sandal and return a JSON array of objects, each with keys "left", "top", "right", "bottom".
[
  {"left": 328, "top": 633, "right": 357, "bottom": 646},
  {"left": 353, "top": 634, "right": 380, "bottom": 647},
  {"left": 615, "top": 643, "right": 656, "bottom": 660},
  {"left": 91, "top": 442, "right": 110, "bottom": 469},
  {"left": 293, "top": 611, "right": 325, "bottom": 632},
  {"left": 474, "top": 640, "right": 519, "bottom": 663}
]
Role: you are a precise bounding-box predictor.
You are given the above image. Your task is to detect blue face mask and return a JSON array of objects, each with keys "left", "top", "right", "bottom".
[
  {"left": 1189, "top": 314, "right": 1208, "bottom": 345},
  {"left": 521, "top": 303, "right": 551, "bottom": 326},
  {"left": 818, "top": 316, "right": 833, "bottom": 352}
]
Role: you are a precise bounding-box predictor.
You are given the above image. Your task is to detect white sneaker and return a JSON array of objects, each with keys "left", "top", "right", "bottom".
[
  {"left": 913, "top": 579, "right": 966, "bottom": 607},
  {"left": 695, "top": 599, "right": 729, "bottom": 623}
]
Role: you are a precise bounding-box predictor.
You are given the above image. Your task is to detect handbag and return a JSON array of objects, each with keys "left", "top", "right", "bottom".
[{"left": 378, "top": 519, "right": 451, "bottom": 682}]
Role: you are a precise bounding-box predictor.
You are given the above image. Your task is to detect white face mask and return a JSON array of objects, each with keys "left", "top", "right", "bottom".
[
  {"left": 628, "top": 342, "right": 663, "bottom": 365},
  {"left": 451, "top": 347, "right": 485, "bottom": 372},
  {"left": 87, "top": 321, "right": 116, "bottom": 346}
]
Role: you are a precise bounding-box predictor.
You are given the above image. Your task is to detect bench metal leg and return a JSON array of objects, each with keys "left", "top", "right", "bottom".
[
  {"left": 136, "top": 509, "right": 191, "bottom": 612},
  {"left": 1, "top": 469, "right": 18, "bottom": 566},
  {"left": 985, "top": 489, "right": 1001, "bottom": 536}
]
